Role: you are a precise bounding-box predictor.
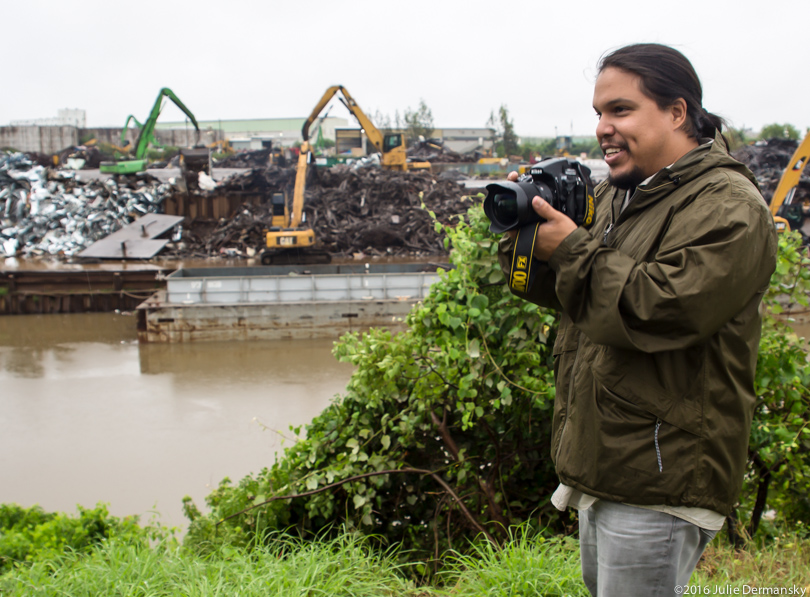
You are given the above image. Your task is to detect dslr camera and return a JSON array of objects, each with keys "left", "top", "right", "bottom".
[{"left": 483, "top": 157, "right": 595, "bottom": 233}]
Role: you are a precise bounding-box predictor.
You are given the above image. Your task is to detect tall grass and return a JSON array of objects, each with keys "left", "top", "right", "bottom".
[
  {"left": 692, "top": 530, "right": 810, "bottom": 590},
  {"left": 2, "top": 525, "right": 808, "bottom": 596},
  {"left": 437, "top": 529, "right": 586, "bottom": 596},
  {"left": 0, "top": 532, "right": 427, "bottom": 597}
]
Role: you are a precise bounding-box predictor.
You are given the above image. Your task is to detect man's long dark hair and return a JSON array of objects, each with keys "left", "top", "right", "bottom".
[{"left": 598, "top": 43, "right": 725, "bottom": 141}]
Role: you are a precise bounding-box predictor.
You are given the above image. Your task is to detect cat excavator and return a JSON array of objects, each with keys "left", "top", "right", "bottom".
[
  {"left": 770, "top": 130, "right": 810, "bottom": 242},
  {"left": 259, "top": 85, "right": 433, "bottom": 265},
  {"left": 300, "top": 85, "right": 430, "bottom": 171}
]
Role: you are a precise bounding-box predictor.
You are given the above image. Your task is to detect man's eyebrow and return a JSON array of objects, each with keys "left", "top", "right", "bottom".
[{"left": 593, "top": 97, "right": 638, "bottom": 111}]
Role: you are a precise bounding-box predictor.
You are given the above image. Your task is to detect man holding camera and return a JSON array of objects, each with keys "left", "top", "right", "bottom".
[{"left": 496, "top": 43, "right": 777, "bottom": 596}]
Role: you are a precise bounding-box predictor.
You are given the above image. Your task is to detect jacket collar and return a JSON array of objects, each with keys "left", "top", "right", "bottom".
[{"left": 611, "top": 130, "right": 759, "bottom": 214}]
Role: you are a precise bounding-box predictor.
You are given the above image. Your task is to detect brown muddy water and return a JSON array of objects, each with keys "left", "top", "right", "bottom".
[{"left": 0, "top": 313, "right": 355, "bottom": 531}]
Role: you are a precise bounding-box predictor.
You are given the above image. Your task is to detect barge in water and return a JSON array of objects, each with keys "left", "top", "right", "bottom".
[{"left": 136, "top": 262, "right": 449, "bottom": 343}]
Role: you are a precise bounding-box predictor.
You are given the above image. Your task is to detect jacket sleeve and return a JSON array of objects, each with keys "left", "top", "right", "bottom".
[
  {"left": 547, "top": 176, "right": 778, "bottom": 353},
  {"left": 497, "top": 233, "right": 563, "bottom": 311}
]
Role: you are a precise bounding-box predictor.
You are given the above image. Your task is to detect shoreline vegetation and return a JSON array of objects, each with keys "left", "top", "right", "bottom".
[{"left": 0, "top": 508, "right": 808, "bottom": 596}]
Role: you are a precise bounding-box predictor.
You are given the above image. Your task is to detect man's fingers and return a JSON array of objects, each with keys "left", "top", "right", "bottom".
[{"left": 532, "top": 196, "right": 561, "bottom": 220}]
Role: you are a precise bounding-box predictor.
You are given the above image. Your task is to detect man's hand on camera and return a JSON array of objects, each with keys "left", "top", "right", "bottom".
[{"left": 530, "top": 196, "right": 577, "bottom": 261}]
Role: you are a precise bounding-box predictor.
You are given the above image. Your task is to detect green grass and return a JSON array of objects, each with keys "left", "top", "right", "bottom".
[
  {"left": 438, "top": 531, "right": 586, "bottom": 596},
  {"left": 693, "top": 530, "right": 810, "bottom": 590},
  {"left": 0, "top": 532, "right": 428, "bottom": 597},
  {"left": 2, "top": 525, "right": 808, "bottom": 596}
]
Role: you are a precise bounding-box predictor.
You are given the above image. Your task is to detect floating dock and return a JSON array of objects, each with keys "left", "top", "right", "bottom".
[{"left": 136, "top": 262, "right": 448, "bottom": 342}]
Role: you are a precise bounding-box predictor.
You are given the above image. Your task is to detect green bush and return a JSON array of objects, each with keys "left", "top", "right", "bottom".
[
  {"left": 759, "top": 123, "right": 802, "bottom": 140},
  {"left": 0, "top": 503, "right": 151, "bottom": 575},
  {"left": 738, "top": 231, "right": 810, "bottom": 543},
  {"left": 183, "top": 199, "right": 562, "bottom": 563}
]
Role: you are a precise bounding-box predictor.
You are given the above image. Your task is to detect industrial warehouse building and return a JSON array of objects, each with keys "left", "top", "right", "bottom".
[{"left": 1, "top": 109, "right": 495, "bottom": 157}]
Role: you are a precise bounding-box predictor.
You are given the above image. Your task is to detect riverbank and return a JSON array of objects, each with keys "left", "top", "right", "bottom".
[{"left": 1, "top": 523, "right": 807, "bottom": 596}]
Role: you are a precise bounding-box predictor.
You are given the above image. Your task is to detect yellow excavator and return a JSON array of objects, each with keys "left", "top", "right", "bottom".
[
  {"left": 260, "top": 85, "right": 431, "bottom": 265},
  {"left": 770, "top": 130, "right": 810, "bottom": 240},
  {"left": 300, "top": 85, "right": 430, "bottom": 171}
]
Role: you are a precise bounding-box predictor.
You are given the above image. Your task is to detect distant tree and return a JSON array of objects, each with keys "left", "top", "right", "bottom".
[
  {"left": 724, "top": 127, "right": 752, "bottom": 152},
  {"left": 486, "top": 110, "right": 499, "bottom": 155},
  {"left": 570, "top": 138, "right": 600, "bottom": 158},
  {"left": 759, "top": 123, "right": 801, "bottom": 140},
  {"left": 499, "top": 105, "right": 519, "bottom": 157},
  {"left": 371, "top": 110, "right": 392, "bottom": 131},
  {"left": 404, "top": 100, "right": 434, "bottom": 143},
  {"left": 487, "top": 105, "right": 519, "bottom": 158}
]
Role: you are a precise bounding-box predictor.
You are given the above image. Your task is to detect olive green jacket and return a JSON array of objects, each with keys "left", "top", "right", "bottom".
[{"left": 498, "top": 135, "right": 778, "bottom": 515}]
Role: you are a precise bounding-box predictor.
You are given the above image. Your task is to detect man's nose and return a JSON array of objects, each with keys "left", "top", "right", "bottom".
[{"left": 596, "top": 117, "right": 614, "bottom": 140}]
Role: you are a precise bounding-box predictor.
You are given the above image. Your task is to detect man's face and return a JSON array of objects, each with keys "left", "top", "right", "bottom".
[{"left": 593, "top": 67, "right": 683, "bottom": 189}]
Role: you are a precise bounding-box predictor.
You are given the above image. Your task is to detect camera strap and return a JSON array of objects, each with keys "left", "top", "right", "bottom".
[{"left": 508, "top": 223, "right": 541, "bottom": 296}]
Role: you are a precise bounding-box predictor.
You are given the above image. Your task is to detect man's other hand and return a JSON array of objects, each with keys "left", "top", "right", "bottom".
[{"left": 531, "top": 197, "right": 577, "bottom": 261}]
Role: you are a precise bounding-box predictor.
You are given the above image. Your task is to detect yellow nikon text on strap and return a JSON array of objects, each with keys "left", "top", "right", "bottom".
[{"left": 508, "top": 224, "right": 540, "bottom": 295}]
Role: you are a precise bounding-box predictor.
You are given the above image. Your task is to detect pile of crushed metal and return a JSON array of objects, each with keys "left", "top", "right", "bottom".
[
  {"left": 407, "top": 138, "right": 480, "bottom": 163},
  {"left": 0, "top": 152, "right": 173, "bottom": 258},
  {"left": 0, "top": 151, "right": 475, "bottom": 260},
  {"left": 168, "top": 165, "right": 474, "bottom": 259},
  {"left": 733, "top": 137, "right": 809, "bottom": 206}
]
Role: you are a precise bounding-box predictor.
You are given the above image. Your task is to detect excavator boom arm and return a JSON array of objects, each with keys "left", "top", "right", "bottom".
[
  {"left": 133, "top": 88, "right": 201, "bottom": 159},
  {"left": 120, "top": 115, "right": 142, "bottom": 147},
  {"left": 770, "top": 130, "right": 810, "bottom": 217},
  {"left": 300, "top": 85, "right": 384, "bottom": 152}
]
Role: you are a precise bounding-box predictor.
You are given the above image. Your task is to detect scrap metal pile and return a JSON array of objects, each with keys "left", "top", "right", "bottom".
[
  {"left": 212, "top": 149, "right": 273, "bottom": 169},
  {"left": 406, "top": 138, "right": 479, "bottom": 163},
  {"left": 733, "top": 137, "right": 809, "bottom": 206},
  {"left": 307, "top": 166, "right": 471, "bottom": 255},
  {"left": 0, "top": 152, "right": 173, "bottom": 258},
  {"left": 171, "top": 165, "right": 474, "bottom": 259},
  {"left": 1, "top": 151, "right": 474, "bottom": 260}
]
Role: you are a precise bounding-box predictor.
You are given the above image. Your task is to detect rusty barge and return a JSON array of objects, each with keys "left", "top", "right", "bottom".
[{"left": 136, "top": 262, "right": 447, "bottom": 343}]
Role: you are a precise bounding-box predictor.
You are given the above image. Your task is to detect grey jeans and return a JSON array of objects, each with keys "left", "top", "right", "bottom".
[{"left": 578, "top": 500, "right": 718, "bottom": 597}]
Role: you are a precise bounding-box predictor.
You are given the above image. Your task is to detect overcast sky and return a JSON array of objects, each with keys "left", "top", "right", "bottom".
[{"left": 3, "top": 0, "right": 806, "bottom": 138}]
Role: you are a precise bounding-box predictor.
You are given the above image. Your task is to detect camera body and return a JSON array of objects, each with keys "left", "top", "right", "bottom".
[{"left": 483, "top": 157, "right": 595, "bottom": 233}]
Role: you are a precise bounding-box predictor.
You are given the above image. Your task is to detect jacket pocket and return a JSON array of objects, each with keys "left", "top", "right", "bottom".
[
  {"left": 592, "top": 385, "right": 701, "bottom": 495},
  {"left": 591, "top": 344, "right": 705, "bottom": 436}
]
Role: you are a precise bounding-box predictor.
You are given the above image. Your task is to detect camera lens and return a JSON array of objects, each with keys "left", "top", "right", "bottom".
[{"left": 492, "top": 192, "right": 518, "bottom": 222}]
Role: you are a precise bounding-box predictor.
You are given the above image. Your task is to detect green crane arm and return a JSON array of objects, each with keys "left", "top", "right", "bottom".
[
  {"left": 120, "top": 115, "right": 142, "bottom": 148},
  {"left": 133, "top": 88, "right": 200, "bottom": 159}
]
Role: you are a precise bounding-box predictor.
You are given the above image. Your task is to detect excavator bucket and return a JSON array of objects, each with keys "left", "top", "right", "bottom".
[{"left": 179, "top": 147, "right": 212, "bottom": 191}]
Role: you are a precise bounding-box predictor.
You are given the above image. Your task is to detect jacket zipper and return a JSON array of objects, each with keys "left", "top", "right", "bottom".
[
  {"left": 654, "top": 418, "right": 663, "bottom": 472},
  {"left": 602, "top": 189, "right": 624, "bottom": 246}
]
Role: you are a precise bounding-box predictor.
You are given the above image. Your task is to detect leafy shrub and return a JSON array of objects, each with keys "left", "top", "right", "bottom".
[
  {"left": 737, "top": 231, "right": 810, "bottom": 543},
  {"left": 0, "top": 503, "right": 150, "bottom": 575},
  {"left": 183, "top": 199, "right": 563, "bottom": 562}
]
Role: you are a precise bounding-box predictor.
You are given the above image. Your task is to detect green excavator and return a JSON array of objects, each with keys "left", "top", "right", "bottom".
[{"left": 100, "top": 87, "right": 207, "bottom": 175}]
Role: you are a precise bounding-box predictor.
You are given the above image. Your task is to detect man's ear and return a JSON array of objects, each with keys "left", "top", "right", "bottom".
[{"left": 670, "top": 98, "right": 688, "bottom": 129}]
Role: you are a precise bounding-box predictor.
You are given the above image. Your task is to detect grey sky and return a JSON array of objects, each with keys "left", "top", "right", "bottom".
[{"left": 4, "top": 0, "right": 806, "bottom": 138}]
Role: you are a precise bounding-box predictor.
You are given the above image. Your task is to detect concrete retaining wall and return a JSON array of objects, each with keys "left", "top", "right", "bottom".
[
  {"left": 0, "top": 125, "right": 78, "bottom": 153},
  {"left": 0, "top": 125, "right": 222, "bottom": 154}
]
